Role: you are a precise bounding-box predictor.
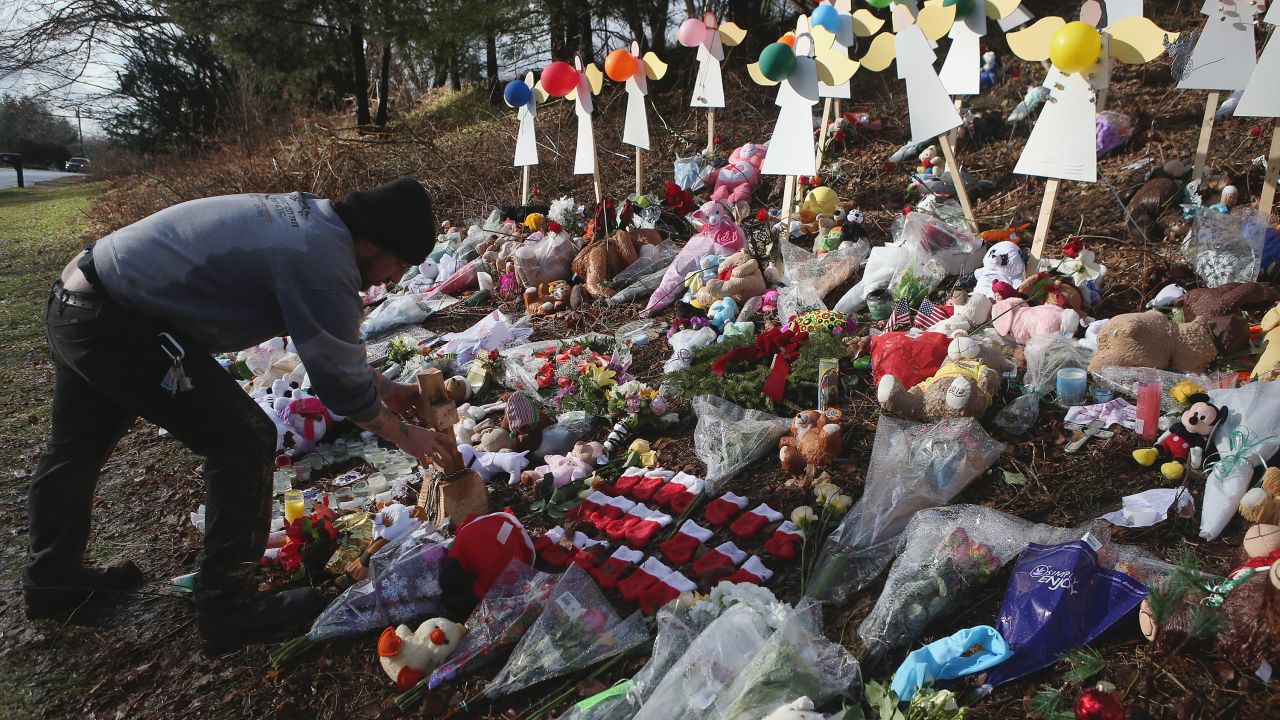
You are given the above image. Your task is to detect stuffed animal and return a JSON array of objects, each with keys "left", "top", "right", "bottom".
[
  {"left": 1019, "top": 272, "right": 1084, "bottom": 314},
  {"left": 520, "top": 441, "right": 605, "bottom": 488},
  {"left": 1178, "top": 282, "right": 1280, "bottom": 356},
  {"left": 927, "top": 289, "right": 993, "bottom": 337},
  {"left": 280, "top": 395, "right": 335, "bottom": 455},
  {"left": 377, "top": 618, "right": 465, "bottom": 690},
  {"left": 990, "top": 297, "right": 1081, "bottom": 344},
  {"left": 1125, "top": 160, "right": 1185, "bottom": 242},
  {"left": 1239, "top": 468, "right": 1280, "bottom": 524},
  {"left": 813, "top": 214, "right": 840, "bottom": 253},
  {"left": 1139, "top": 523, "right": 1280, "bottom": 670},
  {"left": 444, "top": 375, "right": 471, "bottom": 402},
  {"left": 778, "top": 409, "right": 842, "bottom": 481},
  {"left": 682, "top": 254, "right": 722, "bottom": 307},
  {"left": 1253, "top": 302, "right": 1280, "bottom": 381},
  {"left": 1088, "top": 311, "right": 1218, "bottom": 374},
  {"left": 801, "top": 186, "right": 839, "bottom": 216},
  {"left": 642, "top": 201, "right": 745, "bottom": 316},
  {"left": 972, "top": 241, "right": 1026, "bottom": 300},
  {"left": 571, "top": 227, "right": 662, "bottom": 300},
  {"left": 698, "top": 251, "right": 768, "bottom": 306},
  {"left": 877, "top": 336, "right": 1002, "bottom": 422},
  {"left": 458, "top": 444, "right": 530, "bottom": 483},
  {"left": 708, "top": 296, "right": 738, "bottom": 331},
  {"left": 1132, "top": 393, "right": 1226, "bottom": 481},
  {"left": 709, "top": 142, "right": 768, "bottom": 213},
  {"left": 523, "top": 281, "right": 575, "bottom": 316}
]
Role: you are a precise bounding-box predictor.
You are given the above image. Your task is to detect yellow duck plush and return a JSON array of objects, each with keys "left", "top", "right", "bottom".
[{"left": 1252, "top": 302, "right": 1280, "bottom": 381}]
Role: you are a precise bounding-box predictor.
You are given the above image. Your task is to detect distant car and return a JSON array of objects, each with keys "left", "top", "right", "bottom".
[{"left": 66, "top": 157, "right": 90, "bottom": 173}]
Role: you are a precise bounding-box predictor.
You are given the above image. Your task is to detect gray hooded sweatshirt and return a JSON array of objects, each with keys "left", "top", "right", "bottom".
[{"left": 91, "top": 191, "right": 378, "bottom": 420}]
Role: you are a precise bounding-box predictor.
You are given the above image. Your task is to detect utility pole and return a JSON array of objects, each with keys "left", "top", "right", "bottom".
[{"left": 76, "top": 108, "right": 85, "bottom": 156}]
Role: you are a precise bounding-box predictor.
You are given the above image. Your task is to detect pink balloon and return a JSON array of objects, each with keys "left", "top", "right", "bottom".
[{"left": 678, "top": 18, "right": 706, "bottom": 47}]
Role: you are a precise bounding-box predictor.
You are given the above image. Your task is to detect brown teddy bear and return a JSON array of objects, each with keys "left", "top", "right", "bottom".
[
  {"left": 1088, "top": 310, "right": 1218, "bottom": 374},
  {"left": 1139, "top": 523, "right": 1280, "bottom": 670},
  {"left": 522, "top": 281, "right": 576, "bottom": 316},
  {"left": 1239, "top": 467, "right": 1280, "bottom": 523},
  {"left": 1177, "top": 281, "right": 1280, "bottom": 355},
  {"left": 696, "top": 251, "right": 767, "bottom": 306},
  {"left": 876, "top": 335, "right": 1002, "bottom": 422},
  {"left": 778, "top": 409, "right": 842, "bottom": 482}
]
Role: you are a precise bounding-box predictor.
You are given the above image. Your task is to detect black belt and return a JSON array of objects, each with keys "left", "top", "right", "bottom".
[{"left": 53, "top": 284, "right": 103, "bottom": 310}]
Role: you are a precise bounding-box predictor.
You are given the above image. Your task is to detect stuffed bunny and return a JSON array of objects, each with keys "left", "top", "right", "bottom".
[{"left": 990, "top": 297, "right": 1080, "bottom": 344}]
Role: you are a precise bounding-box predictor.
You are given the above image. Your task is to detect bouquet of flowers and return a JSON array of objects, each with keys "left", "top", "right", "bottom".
[
  {"left": 278, "top": 503, "right": 340, "bottom": 582},
  {"left": 484, "top": 565, "right": 649, "bottom": 698}
]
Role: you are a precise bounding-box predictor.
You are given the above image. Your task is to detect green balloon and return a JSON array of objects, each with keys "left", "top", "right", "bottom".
[
  {"left": 759, "top": 42, "right": 797, "bottom": 82},
  {"left": 944, "top": 0, "right": 975, "bottom": 14},
  {"left": 865, "top": 0, "right": 891, "bottom": 8}
]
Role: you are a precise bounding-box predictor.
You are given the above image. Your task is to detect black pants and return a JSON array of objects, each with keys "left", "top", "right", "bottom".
[{"left": 26, "top": 282, "right": 276, "bottom": 607}]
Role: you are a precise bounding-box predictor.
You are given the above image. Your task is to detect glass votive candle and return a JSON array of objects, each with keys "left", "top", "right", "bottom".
[
  {"left": 292, "top": 462, "right": 312, "bottom": 485},
  {"left": 367, "top": 472, "right": 390, "bottom": 494},
  {"left": 304, "top": 453, "right": 324, "bottom": 471},
  {"left": 283, "top": 489, "right": 305, "bottom": 524},
  {"left": 1092, "top": 387, "right": 1114, "bottom": 404},
  {"left": 331, "top": 440, "right": 349, "bottom": 462},
  {"left": 1056, "top": 367, "right": 1088, "bottom": 406},
  {"left": 272, "top": 469, "right": 293, "bottom": 495}
]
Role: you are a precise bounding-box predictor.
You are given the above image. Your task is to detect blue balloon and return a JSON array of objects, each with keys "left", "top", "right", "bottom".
[
  {"left": 811, "top": 4, "right": 840, "bottom": 32},
  {"left": 503, "top": 80, "right": 532, "bottom": 108}
]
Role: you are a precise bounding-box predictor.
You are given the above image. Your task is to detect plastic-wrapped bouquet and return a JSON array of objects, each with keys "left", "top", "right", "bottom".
[{"left": 484, "top": 565, "right": 649, "bottom": 698}]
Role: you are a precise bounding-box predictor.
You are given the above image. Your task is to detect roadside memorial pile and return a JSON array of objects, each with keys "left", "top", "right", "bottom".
[{"left": 152, "top": 2, "right": 1280, "bottom": 717}]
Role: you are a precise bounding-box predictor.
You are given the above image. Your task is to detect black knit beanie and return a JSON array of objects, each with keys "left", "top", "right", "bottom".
[{"left": 332, "top": 178, "right": 436, "bottom": 264}]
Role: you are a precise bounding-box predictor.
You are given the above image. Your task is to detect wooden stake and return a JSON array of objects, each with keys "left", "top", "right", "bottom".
[
  {"left": 1260, "top": 122, "right": 1280, "bottom": 225},
  {"left": 1192, "top": 91, "right": 1220, "bottom": 184},
  {"left": 1027, "top": 178, "right": 1061, "bottom": 274},
  {"left": 707, "top": 109, "right": 716, "bottom": 156},
  {"left": 780, "top": 175, "right": 796, "bottom": 229},
  {"left": 521, "top": 165, "right": 530, "bottom": 206},
  {"left": 813, "top": 98, "right": 834, "bottom": 175},
  {"left": 937, "top": 134, "right": 976, "bottom": 232},
  {"left": 635, "top": 147, "right": 643, "bottom": 198},
  {"left": 592, "top": 156, "right": 602, "bottom": 205}
]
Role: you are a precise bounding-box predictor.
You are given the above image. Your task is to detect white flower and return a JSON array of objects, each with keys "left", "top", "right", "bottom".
[
  {"left": 791, "top": 506, "right": 817, "bottom": 526},
  {"left": 812, "top": 482, "right": 840, "bottom": 503},
  {"left": 825, "top": 493, "right": 853, "bottom": 515}
]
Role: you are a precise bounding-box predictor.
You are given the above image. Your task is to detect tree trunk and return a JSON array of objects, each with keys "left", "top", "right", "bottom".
[
  {"left": 485, "top": 26, "right": 500, "bottom": 101},
  {"left": 576, "top": 0, "right": 593, "bottom": 64},
  {"left": 449, "top": 46, "right": 461, "bottom": 91},
  {"left": 623, "top": 3, "right": 646, "bottom": 50},
  {"left": 647, "top": 1, "right": 669, "bottom": 53},
  {"left": 348, "top": 21, "right": 371, "bottom": 127},
  {"left": 549, "top": 0, "right": 567, "bottom": 58},
  {"left": 375, "top": 42, "right": 391, "bottom": 127}
]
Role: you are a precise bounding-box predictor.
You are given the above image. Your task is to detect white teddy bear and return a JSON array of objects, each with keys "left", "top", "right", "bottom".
[{"left": 972, "top": 240, "right": 1025, "bottom": 301}]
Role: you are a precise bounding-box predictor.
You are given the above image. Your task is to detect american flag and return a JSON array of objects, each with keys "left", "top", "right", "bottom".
[
  {"left": 886, "top": 298, "right": 911, "bottom": 329},
  {"left": 914, "top": 298, "right": 949, "bottom": 330}
]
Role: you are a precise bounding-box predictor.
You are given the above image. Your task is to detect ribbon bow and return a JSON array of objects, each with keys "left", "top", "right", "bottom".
[{"left": 711, "top": 327, "right": 809, "bottom": 403}]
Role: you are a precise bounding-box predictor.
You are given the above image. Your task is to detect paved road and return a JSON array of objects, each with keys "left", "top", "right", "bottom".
[{"left": 0, "top": 168, "right": 86, "bottom": 189}]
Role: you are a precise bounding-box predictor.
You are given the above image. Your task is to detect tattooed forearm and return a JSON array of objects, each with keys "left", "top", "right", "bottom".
[
  {"left": 351, "top": 403, "right": 411, "bottom": 444},
  {"left": 371, "top": 368, "right": 397, "bottom": 397}
]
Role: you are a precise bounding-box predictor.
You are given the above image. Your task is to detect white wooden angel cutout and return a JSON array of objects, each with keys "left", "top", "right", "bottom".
[
  {"left": 680, "top": 12, "right": 747, "bottom": 108},
  {"left": 1234, "top": 0, "right": 1279, "bottom": 117},
  {"left": 616, "top": 42, "right": 668, "bottom": 151},
  {"left": 758, "top": 30, "right": 821, "bottom": 178},
  {"left": 931, "top": 0, "right": 1026, "bottom": 96},
  {"left": 1178, "top": 0, "right": 1261, "bottom": 92},
  {"left": 566, "top": 56, "right": 603, "bottom": 177},
  {"left": 512, "top": 72, "right": 545, "bottom": 168},
  {"left": 895, "top": 6, "right": 964, "bottom": 144},
  {"left": 1007, "top": 5, "right": 1177, "bottom": 182}
]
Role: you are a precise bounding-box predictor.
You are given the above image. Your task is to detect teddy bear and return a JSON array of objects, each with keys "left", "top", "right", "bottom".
[
  {"left": 571, "top": 227, "right": 663, "bottom": 300},
  {"left": 682, "top": 254, "right": 723, "bottom": 307},
  {"left": 972, "top": 241, "right": 1026, "bottom": 301},
  {"left": 698, "top": 251, "right": 768, "bottom": 307},
  {"left": 1253, "top": 302, "right": 1280, "bottom": 381},
  {"left": 1239, "top": 468, "right": 1280, "bottom": 524},
  {"left": 762, "top": 697, "right": 826, "bottom": 720},
  {"left": 709, "top": 142, "right": 768, "bottom": 214},
  {"left": 1132, "top": 393, "right": 1227, "bottom": 481},
  {"left": 708, "top": 296, "right": 739, "bottom": 331},
  {"left": 1138, "top": 523, "right": 1280, "bottom": 671},
  {"left": 520, "top": 440, "right": 606, "bottom": 489},
  {"left": 877, "top": 335, "right": 1002, "bottom": 422},
  {"left": 279, "top": 394, "right": 335, "bottom": 455},
  {"left": 1125, "top": 160, "right": 1185, "bottom": 242},
  {"left": 523, "top": 281, "right": 575, "bottom": 316},
  {"left": 990, "top": 297, "right": 1081, "bottom": 344},
  {"left": 377, "top": 618, "right": 465, "bottom": 690},
  {"left": 1088, "top": 311, "right": 1218, "bottom": 374},
  {"left": 643, "top": 201, "right": 745, "bottom": 316},
  {"left": 778, "top": 409, "right": 842, "bottom": 481},
  {"left": 926, "top": 289, "right": 993, "bottom": 337},
  {"left": 1018, "top": 272, "right": 1084, "bottom": 314},
  {"left": 1177, "top": 282, "right": 1280, "bottom": 356}
]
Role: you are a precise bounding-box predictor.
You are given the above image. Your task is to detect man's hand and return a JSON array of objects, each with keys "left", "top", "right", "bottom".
[
  {"left": 398, "top": 425, "right": 463, "bottom": 474},
  {"left": 380, "top": 381, "right": 421, "bottom": 421}
]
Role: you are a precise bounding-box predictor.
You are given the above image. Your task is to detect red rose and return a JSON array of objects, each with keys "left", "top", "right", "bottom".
[
  {"left": 547, "top": 220, "right": 562, "bottom": 233},
  {"left": 1063, "top": 236, "right": 1083, "bottom": 259},
  {"left": 883, "top": 162, "right": 896, "bottom": 172},
  {"left": 1250, "top": 125, "right": 1263, "bottom": 138},
  {"left": 756, "top": 208, "right": 768, "bottom": 222},
  {"left": 557, "top": 376, "right": 573, "bottom": 388}
]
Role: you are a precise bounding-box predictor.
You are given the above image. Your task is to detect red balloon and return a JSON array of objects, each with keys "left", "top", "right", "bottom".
[
  {"left": 1075, "top": 689, "right": 1125, "bottom": 720},
  {"left": 541, "top": 61, "right": 579, "bottom": 97}
]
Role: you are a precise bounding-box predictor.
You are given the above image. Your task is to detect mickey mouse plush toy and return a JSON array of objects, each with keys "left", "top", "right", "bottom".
[{"left": 1133, "top": 393, "right": 1227, "bottom": 481}]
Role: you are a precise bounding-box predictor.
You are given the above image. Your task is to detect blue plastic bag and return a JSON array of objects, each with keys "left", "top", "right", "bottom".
[
  {"left": 891, "top": 625, "right": 1012, "bottom": 702},
  {"left": 986, "top": 539, "right": 1147, "bottom": 686}
]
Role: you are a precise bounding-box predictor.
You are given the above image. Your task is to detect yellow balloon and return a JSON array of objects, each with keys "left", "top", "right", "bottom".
[{"left": 1050, "top": 21, "right": 1102, "bottom": 74}]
